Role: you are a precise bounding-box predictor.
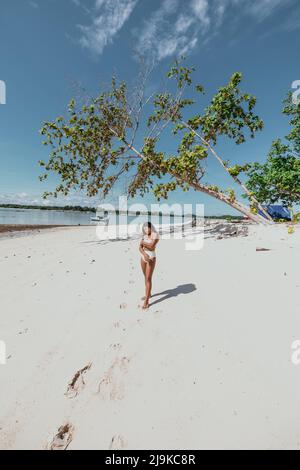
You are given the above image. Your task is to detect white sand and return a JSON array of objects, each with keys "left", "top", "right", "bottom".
[{"left": 1, "top": 224, "right": 300, "bottom": 450}]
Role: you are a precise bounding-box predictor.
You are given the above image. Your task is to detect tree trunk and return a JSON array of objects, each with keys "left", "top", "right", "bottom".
[
  {"left": 182, "top": 122, "right": 273, "bottom": 222},
  {"left": 188, "top": 180, "right": 270, "bottom": 224},
  {"left": 114, "top": 130, "right": 270, "bottom": 225}
]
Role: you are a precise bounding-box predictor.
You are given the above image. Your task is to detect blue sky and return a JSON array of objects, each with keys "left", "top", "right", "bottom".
[{"left": 0, "top": 0, "right": 300, "bottom": 215}]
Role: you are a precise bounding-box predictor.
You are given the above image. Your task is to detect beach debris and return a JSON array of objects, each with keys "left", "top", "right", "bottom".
[
  {"left": 109, "top": 435, "right": 128, "bottom": 450},
  {"left": 110, "top": 343, "right": 122, "bottom": 351},
  {"left": 49, "top": 423, "right": 74, "bottom": 450},
  {"left": 205, "top": 221, "right": 249, "bottom": 239},
  {"left": 18, "top": 328, "right": 28, "bottom": 335},
  {"left": 119, "top": 303, "right": 127, "bottom": 309},
  {"left": 256, "top": 247, "right": 271, "bottom": 252},
  {"left": 65, "top": 362, "right": 92, "bottom": 399}
]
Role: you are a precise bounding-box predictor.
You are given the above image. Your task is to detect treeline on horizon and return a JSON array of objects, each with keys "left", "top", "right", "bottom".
[
  {"left": 0, "top": 203, "right": 96, "bottom": 213},
  {"left": 0, "top": 204, "right": 244, "bottom": 220}
]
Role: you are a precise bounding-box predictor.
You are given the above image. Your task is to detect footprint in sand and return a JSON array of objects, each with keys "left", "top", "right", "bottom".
[
  {"left": 65, "top": 363, "right": 92, "bottom": 399},
  {"left": 49, "top": 423, "right": 74, "bottom": 450},
  {"left": 97, "top": 357, "right": 130, "bottom": 401}
]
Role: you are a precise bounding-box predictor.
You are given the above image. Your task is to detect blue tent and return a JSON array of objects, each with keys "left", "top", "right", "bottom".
[{"left": 258, "top": 205, "right": 291, "bottom": 221}]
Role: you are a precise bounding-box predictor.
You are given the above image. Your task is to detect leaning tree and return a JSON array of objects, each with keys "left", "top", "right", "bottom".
[{"left": 39, "top": 60, "right": 272, "bottom": 224}]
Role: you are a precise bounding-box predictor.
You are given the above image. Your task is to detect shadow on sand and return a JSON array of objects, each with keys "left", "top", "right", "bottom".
[{"left": 150, "top": 283, "right": 197, "bottom": 307}]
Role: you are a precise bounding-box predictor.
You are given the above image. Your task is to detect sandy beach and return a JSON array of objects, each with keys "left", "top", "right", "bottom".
[
  {"left": 0, "top": 225, "right": 69, "bottom": 235},
  {"left": 1, "top": 223, "right": 300, "bottom": 450}
]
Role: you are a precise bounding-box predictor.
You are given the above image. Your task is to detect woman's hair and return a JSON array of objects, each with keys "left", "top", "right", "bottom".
[{"left": 142, "top": 221, "right": 156, "bottom": 234}]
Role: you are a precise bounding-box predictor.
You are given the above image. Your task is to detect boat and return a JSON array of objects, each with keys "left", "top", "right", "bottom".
[{"left": 90, "top": 214, "right": 109, "bottom": 224}]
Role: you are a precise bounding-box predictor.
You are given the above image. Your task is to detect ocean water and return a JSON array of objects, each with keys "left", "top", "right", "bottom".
[
  {"left": 0, "top": 208, "right": 191, "bottom": 227},
  {"left": 0, "top": 208, "right": 94, "bottom": 226}
]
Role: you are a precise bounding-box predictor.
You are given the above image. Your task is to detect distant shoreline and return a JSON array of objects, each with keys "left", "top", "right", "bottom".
[
  {"left": 0, "top": 204, "right": 96, "bottom": 213},
  {"left": 0, "top": 204, "right": 244, "bottom": 220}
]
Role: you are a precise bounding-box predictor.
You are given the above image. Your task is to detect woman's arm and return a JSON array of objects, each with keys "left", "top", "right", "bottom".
[
  {"left": 139, "top": 242, "right": 145, "bottom": 256},
  {"left": 141, "top": 234, "right": 159, "bottom": 251},
  {"left": 139, "top": 241, "right": 150, "bottom": 262}
]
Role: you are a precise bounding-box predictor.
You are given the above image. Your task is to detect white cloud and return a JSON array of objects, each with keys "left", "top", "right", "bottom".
[
  {"left": 70, "top": 0, "right": 295, "bottom": 60},
  {"left": 134, "top": 0, "right": 294, "bottom": 62},
  {"left": 135, "top": 0, "right": 199, "bottom": 62},
  {"left": 249, "top": 0, "right": 288, "bottom": 21},
  {"left": 29, "top": 0, "right": 39, "bottom": 8},
  {"left": 17, "top": 192, "right": 29, "bottom": 199},
  {"left": 71, "top": 0, "right": 91, "bottom": 14},
  {"left": 175, "top": 15, "right": 194, "bottom": 34},
  {"left": 0, "top": 192, "right": 100, "bottom": 207},
  {"left": 78, "top": 0, "right": 139, "bottom": 55},
  {"left": 213, "top": 0, "right": 292, "bottom": 23},
  {"left": 191, "top": 0, "right": 210, "bottom": 28}
]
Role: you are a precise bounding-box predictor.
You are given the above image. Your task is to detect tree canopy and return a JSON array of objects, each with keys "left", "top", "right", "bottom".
[
  {"left": 39, "top": 60, "right": 271, "bottom": 224},
  {"left": 245, "top": 93, "right": 300, "bottom": 208}
]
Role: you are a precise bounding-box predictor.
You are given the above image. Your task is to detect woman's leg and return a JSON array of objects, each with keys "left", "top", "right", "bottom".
[
  {"left": 140, "top": 257, "right": 147, "bottom": 277},
  {"left": 140, "top": 257, "right": 147, "bottom": 300},
  {"left": 143, "top": 258, "right": 156, "bottom": 309}
]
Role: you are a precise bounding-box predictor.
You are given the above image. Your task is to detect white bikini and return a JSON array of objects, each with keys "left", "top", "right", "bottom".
[{"left": 142, "top": 235, "right": 157, "bottom": 261}]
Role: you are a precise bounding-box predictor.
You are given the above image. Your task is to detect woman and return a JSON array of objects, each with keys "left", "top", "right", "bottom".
[{"left": 139, "top": 222, "right": 159, "bottom": 310}]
